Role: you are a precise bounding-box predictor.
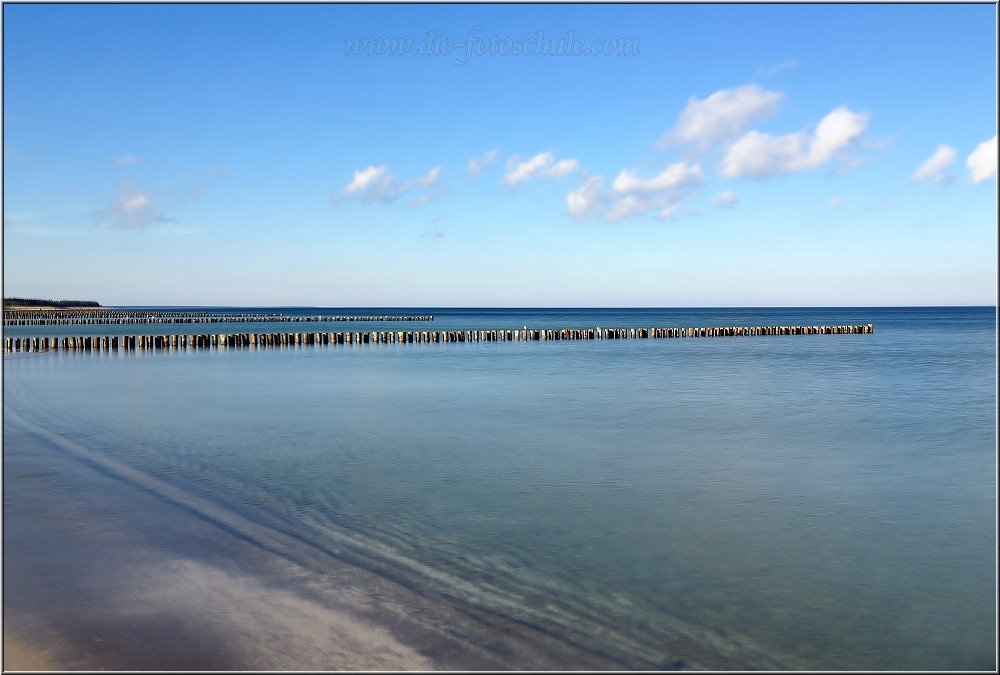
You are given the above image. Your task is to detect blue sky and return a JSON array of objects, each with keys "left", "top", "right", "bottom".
[{"left": 3, "top": 3, "right": 996, "bottom": 306}]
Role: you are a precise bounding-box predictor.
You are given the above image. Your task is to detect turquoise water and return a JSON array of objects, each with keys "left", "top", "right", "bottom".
[{"left": 3, "top": 307, "right": 996, "bottom": 669}]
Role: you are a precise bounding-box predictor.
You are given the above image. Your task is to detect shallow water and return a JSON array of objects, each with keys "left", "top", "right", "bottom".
[{"left": 3, "top": 307, "right": 996, "bottom": 670}]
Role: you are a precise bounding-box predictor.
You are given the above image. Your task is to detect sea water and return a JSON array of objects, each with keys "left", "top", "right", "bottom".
[{"left": 3, "top": 307, "right": 996, "bottom": 669}]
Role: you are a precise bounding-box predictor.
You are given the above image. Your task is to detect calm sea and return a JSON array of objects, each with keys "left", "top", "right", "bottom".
[{"left": 3, "top": 307, "right": 996, "bottom": 670}]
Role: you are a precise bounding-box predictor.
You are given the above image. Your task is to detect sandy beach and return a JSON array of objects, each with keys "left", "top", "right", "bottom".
[
  {"left": 3, "top": 635, "right": 59, "bottom": 671},
  {"left": 1, "top": 405, "right": 614, "bottom": 671},
  {"left": 2, "top": 414, "right": 458, "bottom": 671}
]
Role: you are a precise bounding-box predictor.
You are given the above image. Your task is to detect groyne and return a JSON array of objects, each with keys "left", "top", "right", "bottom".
[
  {"left": 4, "top": 324, "right": 874, "bottom": 352},
  {"left": 3, "top": 313, "right": 434, "bottom": 326},
  {"left": 4, "top": 309, "right": 282, "bottom": 320}
]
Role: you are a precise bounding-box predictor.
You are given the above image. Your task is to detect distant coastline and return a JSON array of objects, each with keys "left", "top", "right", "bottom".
[{"left": 3, "top": 298, "right": 102, "bottom": 310}]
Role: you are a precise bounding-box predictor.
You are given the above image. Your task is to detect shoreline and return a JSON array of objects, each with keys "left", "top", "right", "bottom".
[{"left": 1, "top": 406, "right": 622, "bottom": 671}]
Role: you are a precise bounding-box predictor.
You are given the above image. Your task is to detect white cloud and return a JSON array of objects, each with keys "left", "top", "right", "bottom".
[
  {"left": 345, "top": 165, "right": 399, "bottom": 202},
  {"left": 406, "top": 167, "right": 446, "bottom": 207},
  {"left": 721, "top": 130, "right": 805, "bottom": 178},
  {"left": 341, "top": 165, "right": 444, "bottom": 207},
  {"left": 547, "top": 158, "right": 580, "bottom": 178},
  {"left": 564, "top": 174, "right": 703, "bottom": 223},
  {"left": 504, "top": 152, "right": 553, "bottom": 186},
  {"left": 606, "top": 195, "right": 651, "bottom": 222},
  {"left": 612, "top": 162, "right": 703, "bottom": 193},
  {"left": 720, "top": 106, "right": 869, "bottom": 179},
  {"left": 96, "top": 184, "right": 167, "bottom": 229},
  {"left": 345, "top": 165, "right": 389, "bottom": 194},
  {"left": 502, "top": 152, "right": 581, "bottom": 186},
  {"left": 911, "top": 145, "right": 956, "bottom": 185},
  {"left": 467, "top": 150, "right": 500, "bottom": 176},
  {"left": 806, "top": 107, "right": 869, "bottom": 167},
  {"left": 115, "top": 154, "right": 141, "bottom": 165},
  {"left": 828, "top": 195, "right": 844, "bottom": 209},
  {"left": 566, "top": 176, "right": 606, "bottom": 220},
  {"left": 411, "top": 167, "right": 442, "bottom": 188},
  {"left": 661, "top": 84, "right": 783, "bottom": 149},
  {"left": 713, "top": 191, "right": 738, "bottom": 209},
  {"left": 563, "top": 161, "right": 703, "bottom": 223},
  {"left": 966, "top": 135, "right": 997, "bottom": 184}
]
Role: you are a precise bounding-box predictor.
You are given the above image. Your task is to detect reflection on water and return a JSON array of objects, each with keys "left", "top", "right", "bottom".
[{"left": 3, "top": 307, "right": 996, "bottom": 670}]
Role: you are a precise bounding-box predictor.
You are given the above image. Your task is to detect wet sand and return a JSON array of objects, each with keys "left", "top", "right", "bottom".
[
  {"left": 2, "top": 415, "right": 512, "bottom": 671},
  {"left": 3, "top": 635, "right": 59, "bottom": 671}
]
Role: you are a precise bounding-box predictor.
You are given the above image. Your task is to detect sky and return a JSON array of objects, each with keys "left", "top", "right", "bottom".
[{"left": 2, "top": 3, "right": 997, "bottom": 307}]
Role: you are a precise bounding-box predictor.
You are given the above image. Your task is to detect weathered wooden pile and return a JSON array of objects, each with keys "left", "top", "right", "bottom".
[{"left": 4, "top": 323, "right": 874, "bottom": 352}]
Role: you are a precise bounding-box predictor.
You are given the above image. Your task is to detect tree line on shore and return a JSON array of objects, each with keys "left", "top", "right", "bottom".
[{"left": 3, "top": 298, "right": 102, "bottom": 309}]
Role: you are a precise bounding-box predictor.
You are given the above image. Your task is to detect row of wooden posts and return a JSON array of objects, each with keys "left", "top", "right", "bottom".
[
  {"left": 3, "top": 309, "right": 282, "bottom": 320},
  {"left": 4, "top": 324, "right": 874, "bottom": 352},
  {"left": 3, "top": 314, "right": 435, "bottom": 326}
]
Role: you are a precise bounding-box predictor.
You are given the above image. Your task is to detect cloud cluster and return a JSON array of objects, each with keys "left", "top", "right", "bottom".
[
  {"left": 720, "top": 106, "right": 869, "bottom": 178},
  {"left": 661, "top": 84, "right": 783, "bottom": 149},
  {"left": 567, "top": 162, "right": 703, "bottom": 223},
  {"left": 912, "top": 136, "right": 996, "bottom": 186},
  {"left": 608, "top": 162, "right": 703, "bottom": 221},
  {"left": 612, "top": 163, "right": 703, "bottom": 194},
  {"left": 563, "top": 84, "right": 872, "bottom": 223},
  {"left": 502, "top": 152, "right": 580, "bottom": 187},
  {"left": 341, "top": 165, "right": 443, "bottom": 206},
  {"left": 333, "top": 82, "right": 988, "bottom": 228}
]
